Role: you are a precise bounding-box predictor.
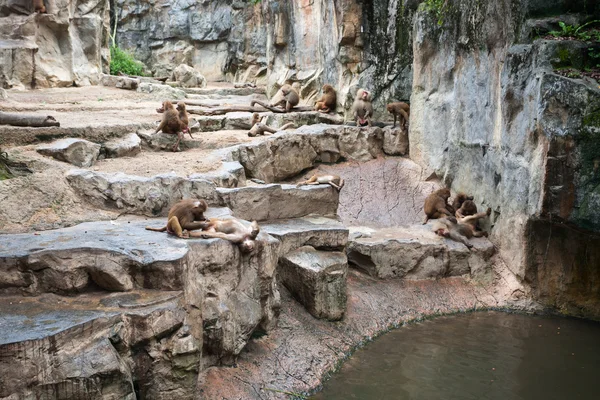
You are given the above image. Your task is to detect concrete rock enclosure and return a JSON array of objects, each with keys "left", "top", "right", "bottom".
[
  {"left": 410, "top": 0, "right": 600, "bottom": 317},
  {"left": 0, "top": 0, "right": 109, "bottom": 88}
]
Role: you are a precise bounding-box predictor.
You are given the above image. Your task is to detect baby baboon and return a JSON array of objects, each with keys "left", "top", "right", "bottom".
[
  {"left": 156, "top": 101, "right": 186, "bottom": 151},
  {"left": 297, "top": 174, "right": 345, "bottom": 191},
  {"left": 271, "top": 84, "right": 299, "bottom": 112},
  {"left": 250, "top": 112, "right": 262, "bottom": 127},
  {"left": 352, "top": 89, "right": 374, "bottom": 127},
  {"left": 451, "top": 193, "right": 474, "bottom": 215},
  {"left": 432, "top": 208, "right": 492, "bottom": 249},
  {"left": 457, "top": 201, "right": 490, "bottom": 231},
  {"left": 33, "top": 0, "right": 46, "bottom": 13},
  {"left": 386, "top": 102, "right": 410, "bottom": 130},
  {"left": 423, "top": 188, "right": 454, "bottom": 224},
  {"left": 145, "top": 199, "right": 208, "bottom": 238},
  {"left": 176, "top": 102, "right": 193, "bottom": 139},
  {"left": 187, "top": 218, "right": 260, "bottom": 253},
  {"left": 314, "top": 84, "right": 337, "bottom": 113}
]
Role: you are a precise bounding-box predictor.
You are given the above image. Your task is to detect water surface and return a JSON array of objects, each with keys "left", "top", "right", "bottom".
[{"left": 311, "top": 311, "right": 600, "bottom": 400}]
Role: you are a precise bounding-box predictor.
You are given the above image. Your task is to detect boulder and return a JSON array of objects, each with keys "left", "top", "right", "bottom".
[
  {"left": 0, "top": 88, "right": 7, "bottom": 101},
  {"left": 137, "top": 130, "right": 203, "bottom": 151},
  {"left": 279, "top": 246, "right": 348, "bottom": 321},
  {"left": 173, "top": 64, "right": 207, "bottom": 88},
  {"left": 138, "top": 82, "right": 186, "bottom": 100},
  {"left": 382, "top": 126, "right": 409, "bottom": 156},
  {"left": 346, "top": 224, "right": 495, "bottom": 279},
  {"left": 36, "top": 138, "right": 101, "bottom": 167},
  {"left": 262, "top": 216, "right": 348, "bottom": 256},
  {"left": 115, "top": 76, "right": 139, "bottom": 90},
  {"left": 191, "top": 161, "right": 246, "bottom": 188},
  {"left": 217, "top": 184, "right": 339, "bottom": 221},
  {"left": 102, "top": 133, "right": 141, "bottom": 158}
]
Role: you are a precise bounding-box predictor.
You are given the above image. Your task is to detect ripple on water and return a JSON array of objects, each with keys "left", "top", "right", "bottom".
[{"left": 311, "top": 311, "right": 600, "bottom": 400}]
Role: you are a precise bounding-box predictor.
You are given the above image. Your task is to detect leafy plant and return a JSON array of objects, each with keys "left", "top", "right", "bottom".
[
  {"left": 110, "top": 46, "right": 145, "bottom": 76},
  {"left": 423, "top": 0, "right": 449, "bottom": 26},
  {"left": 549, "top": 20, "right": 600, "bottom": 41},
  {"left": 588, "top": 47, "right": 600, "bottom": 68}
]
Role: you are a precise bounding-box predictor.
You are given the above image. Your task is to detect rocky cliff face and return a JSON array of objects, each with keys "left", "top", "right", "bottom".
[
  {"left": 410, "top": 0, "right": 600, "bottom": 317},
  {"left": 0, "top": 0, "right": 109, "bottom": 88}
]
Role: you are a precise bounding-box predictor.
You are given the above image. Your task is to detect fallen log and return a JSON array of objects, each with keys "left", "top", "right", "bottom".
[
  {"left": 187, "top": 106, "right": 265, "bottom": 116},
  {"left": 0, "top": 111, "right": 60, "bottom": 127},
  {"left": 250, "top": 100, "right": 313, "bottom": 113},
  {"left": 118, "top": 72, "right": 168, "bottom": 83}
]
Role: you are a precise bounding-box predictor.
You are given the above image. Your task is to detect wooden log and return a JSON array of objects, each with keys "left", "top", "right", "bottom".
[
  {"left": 248, "top": 122, "right": 295, "bottom": 137},
  {"left": 187, "top": 106, "right": 265, "bottom": 116},
  {"left": 250, "top": 100, "right": 313, "bottom": 113},
  {"left": 0, "top": 112, "right": 60, "bottom": 127}
]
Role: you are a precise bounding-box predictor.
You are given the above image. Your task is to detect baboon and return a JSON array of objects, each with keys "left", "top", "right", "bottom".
[
  {"left": 386, "top": 102, "right": 410, "bottom": 130},
  {"left": 451, "top": 193, "right": 474, "bottom": 215},
  {"left": 187, "top": 218, "right": 260, "bottom": 253},
  {"left": 33, "top": 0, "right": 46, "bottom": 13},
  {"left": 314, "top": 84, "right": 337, "bottom": 113},
  {"left": 145, "top": 199, "right": 208, "bottom": 238},
  {"left": 250, "top": 112, "right": 262, "bottom": 127},
  {"left": 271, "top": 84, "right": 299, "bottom": 112},
  {"left": 352, "top": 89, "right": 374, "bottom": 127},
  {"left": 456, "top": 200, "right": 489, "bottom": 231},
  {"left": 423, "top": 188, "right": 454, "bottom": 224},
  {"left": 176, "top": 102, "right": 193, "bottom": 139},
  {"left": 155, "top": 101, "right": 186, "bottom": 151},
  {"left": 432, "top": 208, "right": 492, "bottom": 249},
  {"left": 297, "top": 174, "right": 345, "bottom": 191}
]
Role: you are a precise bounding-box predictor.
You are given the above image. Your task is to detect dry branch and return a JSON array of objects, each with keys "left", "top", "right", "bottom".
[{"left": 0, "top": 112, "right": 60, "bottom": 127}]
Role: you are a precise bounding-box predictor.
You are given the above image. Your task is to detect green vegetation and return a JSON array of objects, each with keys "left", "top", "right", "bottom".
[
  {"left": 109, "top": 46, "right": 145, "bottom": 76},
  {"left": 549, "top": 20, "right": 600, "bottom": 41},
  {"left": 588, "top": 47, "right": 600, "bottom": 68},
  {"left": 422, "top": 0, "right": 450, "bottom": 26}
]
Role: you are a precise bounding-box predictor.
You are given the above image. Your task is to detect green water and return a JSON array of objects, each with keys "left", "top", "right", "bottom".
[{"left": 311, "top": 311, "right": 600, "bottom": 400}]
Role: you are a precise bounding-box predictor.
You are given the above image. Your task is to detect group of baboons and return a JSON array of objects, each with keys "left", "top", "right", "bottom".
[
  {"left": 155, "top": 83, "right": 411, "bottom": 151},
  {"left": 423, "top": 189, "right": 492, "bottom": 249}
]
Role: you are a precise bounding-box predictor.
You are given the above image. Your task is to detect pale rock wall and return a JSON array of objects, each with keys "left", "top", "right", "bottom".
[
  {"left": 0, "top": 0, "right": 109, "bottom": 88},
  {"left": 410, "top": 0, "right": 600, "bottom": 316}
]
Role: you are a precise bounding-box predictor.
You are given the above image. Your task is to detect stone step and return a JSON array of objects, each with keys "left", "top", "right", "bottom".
[
  {"left": 0, "top": 213, "right": 281, "bottom": 385},
  {"left": 261, "top": 216, "right": 348, "bottom": 256},
  {"left": 66, "top": 169, "right": 340, "bottom": 220},
  {"left": 0, "top": 289, "right": 191, "bottom": 399},
  {"left": 347, "top": 224, "right": 495, "bottom": 280},
  {"left": 183, "top": 86, "right": 266, "bottom": 96},
  {"left": 279, "top": 245, "right": 348, "bottom": 321},
  {"left": 234, "top": 123, "right": 407, "bottom": 182}
]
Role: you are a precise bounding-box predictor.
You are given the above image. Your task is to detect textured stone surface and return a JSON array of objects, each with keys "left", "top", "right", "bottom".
[
  {"left": 346, "top": 224, "right": 495, "bottom": 280},
  {"left": 137, "top": 130, "right": 204, "bottom": 151},
  {"left": 173, "top": 64, "right": 207, "bottom": 88},
  {"left": 192, "top": 161, "right": 246, "bottom": 188},
  {"left": 0, "top": 0, "right": 109, "bottom": 88},
  {"left": 262, "top": 216, "right": 348, "bottom": 256},
  {"left": 66, "top": 170, "right": 220, "bottom": 216},
  {"left": 279, "top": 246, "right": 348, "bottom": 321},
  {"left": 102, "top": 133, "right": 141, "bottom": 158},
  {"left": 217, "top": 184, "right": 339, "bottom": 221},
  {"left": 297, "top": 158, "right": 440, "bottom": 228},
  {"left": 410, "top": 0, "right": 600, "bottom": 314},
  {"left": 234, "top": 124, "right": 403, "bottom": 182},
  {"left": 138, "top": 82, "right": 187, "bottom": 100},
  {"left": 36, "top": 138, "right": 101, "bottom": 167}
]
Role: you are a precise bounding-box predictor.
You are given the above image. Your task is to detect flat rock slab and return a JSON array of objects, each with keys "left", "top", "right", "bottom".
[
  {"left": 279, "top": 246, "right": 348, "bottom": 320},
  {"left": 102, "top": 132, "right": 141, "bottom": 158},
  {"left": 138, "top": 130, "right": 204, "bottom": 151},
  {"left": 217, "top": 184, "right": 339, "bottom": 221},
  {"left": 262, "top": 216, "right": 348, "bottom": 256},
  {"left": 36, "top": 138, "right": 101, "bottom": 167},
  {"left": 183, "top": 87, "right": 266, "bottom": 96},
  {"left": 347, "top": 224, "right": 495, "bottom": 279}
]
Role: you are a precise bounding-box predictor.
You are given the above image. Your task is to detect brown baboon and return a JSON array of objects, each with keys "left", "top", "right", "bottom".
[
  {"left": 386, "top": 102, "right": 410, "bottom": 130},
  {"left": 451, "top": 193, "right": 474, "bottom": 215},
  {"left": 176, "top": 102, "right": 193, "bottom": 139},
  {"left": 297, "top": 174, "right": 345, "bottom": 191},
  {"left": 187, "top": 218, "right": 260, "bottom": 253},
  {"left": 423, "top": 188, "right": 454, "bottom": 224},
  {"left": 352, "top": 89, "right": 374, "bottom": 127},
  {"left": 314, "top": 84, "right": 337, "bottom": 113},
  {"left": 155, "top": 101, "right": 186, "bottom": 151},
  {"left": 145, "top": 199, "right": 208, "bottom": 238},
  {"left": 270, "top": 84, "right": 300, "bottom": 112}
]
